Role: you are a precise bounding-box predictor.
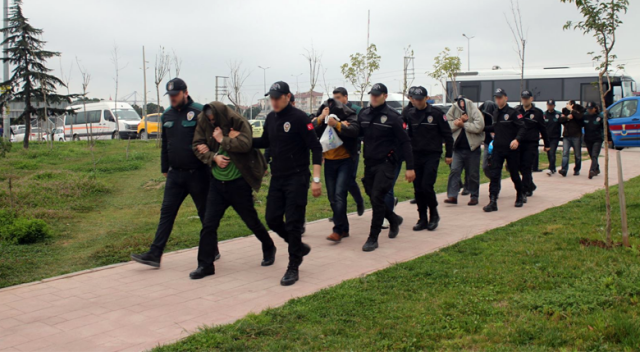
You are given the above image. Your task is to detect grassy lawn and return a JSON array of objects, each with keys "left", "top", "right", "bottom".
[
  {"left": 0, "top": 140, "right": 574, "bottom": 288},
  {"left": 155, "top": 176, "right": 640, "bottom": 352}
]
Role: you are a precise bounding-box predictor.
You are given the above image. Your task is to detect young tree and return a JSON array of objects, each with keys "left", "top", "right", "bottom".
[
  {"left": 319, "top": 65, "right": 332, "bottom": 100},
  {"left": 505, "top": 0, "right": 527, "bottom": 92},
  {"left": 172, "top": 49, "right": 182, "bottom": 78},
  {"left": 402, "top": 45, "right": 415, "bottom": 107},
  {"left": 561, "top": 0, "right": 629, "bottom": 246},
  {"left": 154, "top": 46, "right": 170, "bottom": 144},
  {"left": 340, "top": 44, "right": 381, "bottom": 107},
  {"left": 227, "top": 60, "right": 250, "bottom": 112},
  {"left": 0, "top": 0, "right": 71, "bottom": 149},
  {"left": 59, "top": 57, "right": 74, "bottom": 139},
  {"left": 76, "top": 57, "right": 93, "bottom": 147},
  {"left": 303, "top": 46, "right": 322, "bottom": 114},
  {"left": 429, "top": 47, "right": 463, "bottom": 103},
  {"left": 111, "top": 44, "right": 128, "bottom": 138}
]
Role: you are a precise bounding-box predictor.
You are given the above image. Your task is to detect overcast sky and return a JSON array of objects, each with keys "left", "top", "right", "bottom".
[{"left": 21, "top": 0, "right": 640, "bottom": 106}]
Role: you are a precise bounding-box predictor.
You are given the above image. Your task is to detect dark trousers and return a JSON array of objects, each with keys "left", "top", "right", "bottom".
[
  {"left": 519, "top": 141, "right": 538, "bottom": 193},
  {"left": 562, "top": 136, "right": 582, "bottom": 172},
  {"left": 414, "top": 152, "right": 441, "bottom": 220},
  {"left": 489, "top": 148, "right": 523, "bottom": 197},
  {"left": 363, "top": 161, "right": 398, "bottom": 239},
  {"left": 384, "top": 160, "right": 403, "bottom": 211},
  {"left": 532, "top": 145, "right": 540, "bottom": 171},
  {"left": 482, "top": 143, "right": 492, "bottom": 179},
  {"left": 547, "top": 138, "right": 560, "bottom": 172},
  {"left": 585, "top": 139, "right": 603, "bottom": 174},
  {"left": 266, "top": 173, "right": 309, "bottom": 265},
  {"left": 197, "top": 177, "right": 274, "bottom": 268},
  {"left": 150, "top": 167, "right": 210, "bottom": 257},
  {"left": 348, "top": 154, "right": 364, "bottom": 206},
  {"left": 325, "top": 158, "right": 353, "bottom": 234},
  {"left": 447, "top": 148, "right": 481, "bottom": 199}
]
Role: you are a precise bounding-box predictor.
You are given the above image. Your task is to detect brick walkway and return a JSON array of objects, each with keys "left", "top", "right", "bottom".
[{"left": 1, "top": 151, "right": 638, "bottom": 352}]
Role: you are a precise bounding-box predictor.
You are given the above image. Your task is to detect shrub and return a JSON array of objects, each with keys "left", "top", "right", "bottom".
[
  {"left": 0, "top": 138, "right": 11, "bottom": 157},
  {"left": 0, "top": 210, "right": 51, "bottom": 245}
]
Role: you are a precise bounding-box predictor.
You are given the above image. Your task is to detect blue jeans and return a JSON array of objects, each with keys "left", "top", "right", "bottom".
[
  {"left": 561, "top": 137, "right": 582, "bottom": 173},
  {"left": 348, "top": 154, "right": 364, "bottom": 206},
  {"left": 384, "top": 160, "right": 403, "bottom": 211},
  {"left": 325, "top": 158, "right": 353, "bottom": 234}
]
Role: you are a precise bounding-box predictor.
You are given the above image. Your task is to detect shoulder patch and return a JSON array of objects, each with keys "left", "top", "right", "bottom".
[
  {"left": 307, "top": 123, "right": 314, "bottom": 131},
  {"left": 517, "top": 114, "right": 523, "bottom": 119}
]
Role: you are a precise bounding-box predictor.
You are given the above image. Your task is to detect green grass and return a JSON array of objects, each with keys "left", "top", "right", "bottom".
[
  {"left": 0, "top": 140, "right": 572, "bottom": 288},
  {"left": 155, "top": 176, "right": 640, "bottom": 352}
]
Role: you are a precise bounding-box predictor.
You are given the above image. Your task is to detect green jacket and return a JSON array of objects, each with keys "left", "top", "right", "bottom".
[{"left": 192, "top": 102, "right": 267, "bottom": 192}]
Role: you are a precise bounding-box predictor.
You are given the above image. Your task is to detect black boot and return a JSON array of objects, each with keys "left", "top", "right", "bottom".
[
  {"left": 388, "top": 215, "right": 403, "bottom": 238},
  {"left": 261, "top": 246, "right": 277, "bottom": 267},
  {"left": 515, "top": 193, "right": 525, "bottom": 208},
  {"left": 362, "top": 236, "right": 379, "bottom": 252},
  {"left": 413, "top": 217, "right": 428, "bottom": 231},
  {"left": 483, "top": 196, "right": 498, "bottom": 213},
  {"left": 131, "top": 252, "right": 161, "bottom": 268},
  {"left": 280, "top": 266, "right": 299, "bottom": 286},
  {"left": 426, "top": 209, "right": 440, "bottom": 231},
  {"left": 189, "top": 266, "right": 215, "bottom": 280}
]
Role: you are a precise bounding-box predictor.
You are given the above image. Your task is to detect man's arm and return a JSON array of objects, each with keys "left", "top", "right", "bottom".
[
  {"left": 335, "top": 110, "right": 360, "bottom": 138},
  {"left": 192, "top": 116, "right": 215, "bottom": 165},
  {"left": 393, "top": 117, "right": 414, "bottom": 170},
  {"left": 438, "top": 112, "right": 454, "bottom": 159},
  {"left": 514, "top": 113, "right": 526, "bottom": 142},
  {"left": 300, "top": 115, "right": 323, "bottom": 197},
  {"left": 252, "top": 117, "right": 270, "bottom": 149},
  {"left": 463, "top": 105, "right": 485, "bottom": 134},
  {"left": 535, "top": 112, "right": 550, "bottom": 148},
  {"left": 221, "top": 117, "right": 252, "bottom": 153},
  {"left": 160, "top": 114, "right": 169, "bottom": 174}
]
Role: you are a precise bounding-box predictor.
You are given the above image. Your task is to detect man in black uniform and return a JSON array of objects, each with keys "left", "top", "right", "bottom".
[
  {"left": 358, "top": 83, "right": 415, "bottom": 252},
  {"left": 252, "top": 81, "right": 323, "bottom": 286},
  {"left": 543, "top": 100, "right": 562, "bottom": 176},
  {"left": 131, "top": 78, "right": 210, "bottom": 267},
  {"left": 516, "top": 90, "right": 550, "bottom": 197},
  {"left": 583, "top": 102, "right": 605, "bottom": 179},
  {"left": 483, "top": 88, "right": 526, "bottom": 212},
  {"left": 404, "top": 86, "right": 453, "bottom": 231}
]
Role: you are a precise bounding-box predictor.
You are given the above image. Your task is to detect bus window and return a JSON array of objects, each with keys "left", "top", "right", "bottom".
[
  {"left": 622, "top": 80, "right": 633, "bottom": 98},
  {"left": 613, "top": 85, "right": 623, "bottom": 102},
  {"left": 528, "top": 78, "right": 562, "bottom": 101}
]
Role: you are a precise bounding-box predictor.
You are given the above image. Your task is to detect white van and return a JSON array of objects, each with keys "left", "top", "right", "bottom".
[
  {"left": 348, "top": 92, "right": 409, "bottom": 113},
  {"left": 64, "top": 102, "right": 141, "bottom": 141}
]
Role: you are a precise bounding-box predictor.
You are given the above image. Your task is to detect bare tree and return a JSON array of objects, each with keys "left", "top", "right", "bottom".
[
  {"left": 172, "top": 49, "right": 182, "bottom": 78},
  {"left": 59, "top": 58, "right": 73, "bottom": 140},
  {"left": 76, "top": 57, "right": 93, "bottom": 147},
  {"left": 505, "top": 0, "right": 527, "bottom": 92},
  {"left": 154, "top": 46, "right": 171, "bottom": 144},
  {"left": 303, "top": 46, "right": 322, "bottom": 114},
  {"left": 319, "top": 65, "right": 332, "bottom": 100},
  {"left": 227, "top": 60, "right": 251, "bottom": 113},
  {"left": 111, "top": 44, "right": 128, "bottom": 138}
]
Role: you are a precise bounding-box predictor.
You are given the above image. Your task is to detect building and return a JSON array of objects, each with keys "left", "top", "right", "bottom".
[{"left": 294, "top": 91, "right": 324, "bottom": 114}]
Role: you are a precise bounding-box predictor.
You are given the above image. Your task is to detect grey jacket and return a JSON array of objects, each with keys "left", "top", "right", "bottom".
[{"left": 446, "top": 98, "right": 485, "bottom": 151}]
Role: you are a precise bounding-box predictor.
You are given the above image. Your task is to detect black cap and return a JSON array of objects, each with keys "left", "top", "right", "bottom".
[
  {"left": 494, "top": 88, "right": 507, "bottom": 97},
  {"left": 264, "top": 81, "right": 291, "bottom": 98},
  {"left": 586, "top": 101, "right": 598, "bottom": 109},
  {"left": 521, "top": 90, "right": 533, "bottom": 98},
  {"left": 333, "top": 87, "right": 348, "bottom": 96},
  {"left": 368, "top": 83, "right": 388, "bottom": 95},
  {"left": 547, "top": 99, "right": 556, "bottom": 106},
  {"left": 408, "top": 86, "right": 428, "bottom": 99},
  {"left": 165, "top": 78, "right": 187, "bottom": 96}
]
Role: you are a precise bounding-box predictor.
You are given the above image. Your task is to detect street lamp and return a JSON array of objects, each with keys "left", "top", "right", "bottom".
[
  {"left": 462, "top": 34, "right": 475, "bottom": 72},
  {"left": 291, "top": 73, "right": 303, "bottom": 93},
  {"left": 258, "top": 66, "right": 270, "bottom": 94},
  {"left": 249, "top": 92, "right": 258, "bottom": 120}
]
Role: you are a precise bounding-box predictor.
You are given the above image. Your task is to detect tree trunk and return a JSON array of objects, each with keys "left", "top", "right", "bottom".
[{"left": 599, "top": 73, "right": 612, "bottom": 246}]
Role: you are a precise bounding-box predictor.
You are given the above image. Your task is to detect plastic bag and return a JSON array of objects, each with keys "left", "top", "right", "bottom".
[{"left": 319, "top": 114, "right": 344, "bottom": 152}]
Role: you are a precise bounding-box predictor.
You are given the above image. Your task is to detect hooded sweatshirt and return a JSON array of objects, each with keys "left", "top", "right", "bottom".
[{"left": 446, "top": 98, "right": 485, "bottom": 151}]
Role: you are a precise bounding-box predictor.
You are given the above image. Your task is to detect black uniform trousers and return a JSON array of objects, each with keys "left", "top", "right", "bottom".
[
  {"left": 362, "top": 160, "right": 398, "bottom": 239},
  {"left": 519, "top": 141, "right": 538, "bottom": 193},
  {"left": 414, "top": 152, "right": 441, "bottom": 221},
  {"left": 532, "top": 146, "right": 540, "bottom": 171},
  {"left": 265, "top": 172, "right": 309, "bottom": 266},
  {"left": 489, "top": 148, "right": 523, "bottom": 197},
  {"left": 585, "top": 139, "right": 603, "bottom": 174},
  {"left": 547, "top": 138, "right": 560, "bottom": 172},
  {"left": 149, "top": 167, "right": 210, "bottom": 257},
  {"left": 198, "top": 177, "right": 275, "bottom": 268}
]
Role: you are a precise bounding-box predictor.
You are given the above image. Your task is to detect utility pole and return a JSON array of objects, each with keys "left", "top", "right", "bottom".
[
  {"left": 291, "top": 73, "right": 303, "bottom": 94},
  {"left": 2, "top": 0, "right": 9, "bottom": 139},
  {"left": 402, "top": 48, "right": 414, "bottom": 107},
  {"left": 215, "top": 76, "right": 228, "bottom": 101},
  {"left": 258, "top": 66, "right": 270, "bottom": 94},
  {"left": 142, "top": 46, "right": 148, "bottom": 136},
  {"left": 462, "top": 34, "right": 475, "bottom": 72}
]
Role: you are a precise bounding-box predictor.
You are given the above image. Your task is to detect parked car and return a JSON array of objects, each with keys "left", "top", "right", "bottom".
[
  {"left": 12, "top": 127, "right": 44, "bottom": 142},
  {"left": 64, "top": 102, "right": 141, "bottom": 141},
  {"left": 607, "top": 96, "right": 640, "bottom": 149},
  {"left": 40, "top": 127, "right": 66, "bottom": 142},
  {"left": 138, "top": 113, "right": 161, "bottom": 140},
  {"left": 249, "top": 119, "right": 264, "bottom": 137}
]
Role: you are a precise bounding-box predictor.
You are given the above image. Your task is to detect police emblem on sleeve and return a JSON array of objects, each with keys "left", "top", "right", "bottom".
[
  {"left": 427, "top": 116, "right": 433, "bottom": 123},
  {"left": 284, "top": 121, "right": 291, "bottom": 132},
  {"left": 504, "top": 114, "right": 510, "bottom": 120},
  {"left": 187, "top": 111, "right": 195, "bottom": 121},
  {"left": 530, "top": 114, "right": 535, "bottom": 119},
  {"left": 380, "top": 115, "right": 387, "bottom": 123},
  {"left": 597, "top": 117, "right": 601, "bottom": 122}
]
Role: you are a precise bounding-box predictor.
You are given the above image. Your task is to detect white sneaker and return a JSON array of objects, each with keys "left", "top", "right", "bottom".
[
  {"left": 382, "top": 219, "right": 390, "bottom": 229},
  {"left": 546, "top": 169, "right": 553, "bottom": 176}
]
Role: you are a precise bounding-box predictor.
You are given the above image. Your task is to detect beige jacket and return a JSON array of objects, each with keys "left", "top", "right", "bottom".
[{"left": 446, "top": 98, "right": 485, "bottom": 151}]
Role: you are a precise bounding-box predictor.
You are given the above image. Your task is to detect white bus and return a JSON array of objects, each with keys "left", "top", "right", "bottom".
[
  {"left": 447, "top": 67, "right": 636, "bottom": 108},
  {"left": 64, "top": 102, "right": 141, "bottom": 141}
]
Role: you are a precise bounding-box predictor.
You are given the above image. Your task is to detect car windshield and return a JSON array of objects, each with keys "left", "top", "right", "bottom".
[
  {"left": 250, "top": 121, "right": 261, "bottom": 127},
  {"left": 113, "top": 109, "right": 141, "bottom": 121}
]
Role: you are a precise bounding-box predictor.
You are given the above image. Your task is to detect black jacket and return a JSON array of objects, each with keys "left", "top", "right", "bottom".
[
  {"left": 543, "top": 109, "right": 562, "bottom": 140},
  {"left": 480, "top": 101, "right": 497, "bottom": 145},
  {"left": 583, "top": 112, "right": 605, "bottom": 142},
  {"left": 403, "top": 103, "right": 453, "bottom": 160},
  {"left": 358, "top": 102, "right": 414, "bottom": 170},
  {"left": 314, "top": 99, "right": 360, "bottom": 160},
  {"left": 252, "top": 103, "right": 323, "bottom": 178},
  {"left": 161, "top": 97, "right": 205, "bottom": 173},
  {"left": 559, "top": 105, "right": 585, "bottom": 138},
  {"left": 486, "top": 104, "right": 525, "bottom": 151},
  {"left": 515, "top": 105, "right": 550, "bottom": 147}
]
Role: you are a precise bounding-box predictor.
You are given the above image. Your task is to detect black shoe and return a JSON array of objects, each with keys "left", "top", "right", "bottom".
[
  {"left": 596, "top": 169, "right": 601, "bottom": 175},
  {"left": 589, "top": 170, "right": 596, "bottom": 179},
  {"left": 413, "top": 219, "right": 428, "bottom": 231},
  {"left": 573, "top": 171, "right": 580, "bottom": 176},
  {"left": 522, "top": 194, "right": 528, "bottom": 204},
  {"left": 394, "top": 197, "right": 399, "bottom": 207},
  {"left": 301, "top": 243, "right": 311, "bottom": 257},
  {"left": 525, "top": 190, "right": 533, "bottom": 197},
  {"left": 131, "top": 252, "right": 161, "bottom": 268},
  {"left": 328, "top": 217, "right": 334, "bottom": 223},
  {"left": 426, "top": 212, "right": 439, "bottom": 231},
  {"left": 362, "top": 237, "right": 379, "bottom": 252},
  {"left": 357, "top": 202, "right": 365, "bottom": 216},
  {"left": 389, "top": 215, "right": 403, "bottom": 238},
  {"left": 532, "top": 169, "right": 543, "bottom": 173},
  {"left": 214, "top": 252, "right": 221, "bottom": 262},
  {"left": 409, "top": 199, "right": 417, "bottom": 204},
  {"left": 483, "top": 196, "right": 498, "bottom": 212},
  {"left": 461, "top": 189, "right": 470, "bottom": 196},
  {"left": 189, "top": 266, "right": 215, "bottom": 280},
  {"left": 261, "top": 246, "right": 277, "bottom": 267},
  {"left": 558, "top": 169, "right": 567, "bottom": 177},
  {"left": 515, "top": 194, "right": 525, "bottom": 208},
  {"left": 280, "top": 267, "right": 299, "bottom": 286}
]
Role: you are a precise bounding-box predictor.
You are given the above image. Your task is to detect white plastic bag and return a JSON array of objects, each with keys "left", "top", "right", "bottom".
[{"left": 319, "top": 114, "right": 344, "bottom": 152}]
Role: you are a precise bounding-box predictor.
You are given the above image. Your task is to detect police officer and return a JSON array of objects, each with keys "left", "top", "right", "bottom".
[
  {"left": 358, "top": 83, "right": 415, "bottom": 252},
  {"left": 543, "top": 100, "right": 562, "bottom": 176},
  {"left": 516, "top": 90, "right": 550, "bottom": 197},
  {"left": 583, "top": 102, "right": 605, "bottom": 179},
  {"left": 405, "top": 86, "right": 453, "bottom": 231},
  {"left": 131, "top": 78, "right": 210, "bottom": 267},
  {"left": 252, "top": 81, "right": 323, "bottom": 286},
  {"left": 483, "top": 88, "right": 526, "bottom": 212}
]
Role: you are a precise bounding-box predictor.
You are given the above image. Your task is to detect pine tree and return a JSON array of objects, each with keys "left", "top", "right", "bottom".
[{"left": 1, "top": 0, "right": 72, "bottom": 149}]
